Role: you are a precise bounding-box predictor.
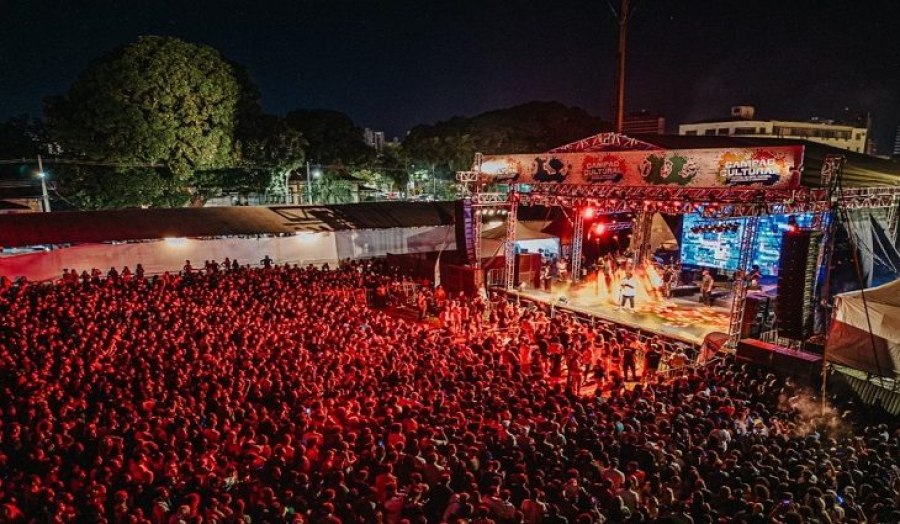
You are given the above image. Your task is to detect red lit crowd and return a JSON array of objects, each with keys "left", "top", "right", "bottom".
[{"left": 1, "top": 262, "right": 899, "bottom": 524}]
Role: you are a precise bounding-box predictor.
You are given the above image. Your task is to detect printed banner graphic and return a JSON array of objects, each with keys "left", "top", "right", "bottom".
[{"left": 478, "top": 146, "right": 804, "bottom": 188}]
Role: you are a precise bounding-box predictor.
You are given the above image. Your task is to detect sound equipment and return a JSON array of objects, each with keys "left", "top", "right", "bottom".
[
  {"left": 443, "top": 265, "right": 483, "bottom": 295},
  {"left": 516, "top": 253, "right": 543, "bottom": 289},
  {"left": 776, "top": 230, "right": 822, "bottom": 340},
  {"left": 736, "top": 339, "right": 822, "bottom": 383},
  {"left": 742, "top": 293, "right": 773, "bottom": 339},
  {"left": 454, "top": 199, "right": 476, "bottom": 265}
]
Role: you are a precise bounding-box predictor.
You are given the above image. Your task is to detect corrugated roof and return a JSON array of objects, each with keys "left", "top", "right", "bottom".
[{"left": 0, "top": 201, "right": 455, "bottom": 248}]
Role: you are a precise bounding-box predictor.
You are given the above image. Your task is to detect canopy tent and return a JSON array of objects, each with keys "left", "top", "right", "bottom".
[
  {"left": 481, "top": 221, "right": 560, "bottom": 259},
  {"left": 827, "top": 278, "right": 900, "bottom": 376}
]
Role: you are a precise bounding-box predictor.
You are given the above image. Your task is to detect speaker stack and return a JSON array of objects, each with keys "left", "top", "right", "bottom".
[
  {"left": 454, "top": 199, "right": 476, "bottom": 265},
  {"left": 776, "top": 229, "right": 823, "bottom": 340}
]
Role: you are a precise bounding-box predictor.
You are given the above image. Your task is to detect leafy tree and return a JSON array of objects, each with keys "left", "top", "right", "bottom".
[
  {"left": 46, "top": 36, "right": 247, "bottom": 208},
  {"left": 285, "top": 109, "right": 375, "bottom": 167},
  {"left": 403, "top": 101, "right": 605, "bottom": 173}
]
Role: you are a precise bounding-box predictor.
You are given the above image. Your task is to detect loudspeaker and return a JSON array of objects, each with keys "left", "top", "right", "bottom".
[
  {"left": 444, "top": 265, "right": 484, "bottom": 295},
  {"left": 736, "top": 338, "right": 822, "bottom": 383},
  {"left": 455, "top": 199, "right": 476, "bottom": 265},
  {"left": 776, "top": 230, "right": 822, "bottom": 340}
]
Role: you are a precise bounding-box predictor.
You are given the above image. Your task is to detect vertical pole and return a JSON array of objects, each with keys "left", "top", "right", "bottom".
[
  {"left": 37, "top": 155, "right": 50, "bottom": 213},
  {"left": 613, "top": 0, "right": 630, "bottom": 133},
  {"left": 572, "top": 210, "right": 585, "bottom": 282},
  {"left": 726, "top": 215, "right": 759, "bottom": 350},
  {"left": 306, "top": 161, "right": 313, "bottom": 205},
  {"left": 630, "top": 211, "right": 652, "bottom": 266},
  {"left": 504, "top": 193, "right": 518, "bottom": 290}
]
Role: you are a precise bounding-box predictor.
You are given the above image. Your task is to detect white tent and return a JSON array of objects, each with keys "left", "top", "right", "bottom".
[
  {"left": 826, "top": 278, "right": 900, "bottom": 376},
  {"left": 481, "top": 221, "right": 560, "bottom": 259}
]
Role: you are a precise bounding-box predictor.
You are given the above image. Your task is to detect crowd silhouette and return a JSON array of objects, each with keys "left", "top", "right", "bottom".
[{"left": 1, "top": 262, "right": 898, "bottom": 523}]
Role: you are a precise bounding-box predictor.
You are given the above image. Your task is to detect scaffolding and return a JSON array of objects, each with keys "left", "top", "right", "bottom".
[
  {"left": 571, "top": 210, "right": 585, "bottom": 282},
  {"left": 459, "top": 146, "right": 900, "bottom": 346},
  {"left": 504, "top": 193, "right": 518, "bottom": 289},
  {"left": 726, "top": 213, "right": 760, "bottom": 349}
]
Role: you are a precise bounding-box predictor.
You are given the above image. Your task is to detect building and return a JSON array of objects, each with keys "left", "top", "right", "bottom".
[
  {"left": 893, "top": 125, "right": 900, "bottom": 159},
  {"left": 622, "top": 111, "right": 666, "bottom": 135},
  {"left": 678, "top": 106, "right": 869, "bottom": 154},
  {"left": 364, "top": 128, "right": 386, "bottom": 151}
]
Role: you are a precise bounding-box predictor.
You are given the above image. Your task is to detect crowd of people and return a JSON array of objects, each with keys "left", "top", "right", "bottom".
[{"left": 1, "top": 261, "right": 899, "bottom": 523}]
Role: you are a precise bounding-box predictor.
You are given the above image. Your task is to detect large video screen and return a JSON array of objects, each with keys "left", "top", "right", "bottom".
[
  {"left": 680, "top": 213, "right": 814, "bottom": 275},
  {"left": 681, "top": 215, "right": 744, "bottom": 271}
]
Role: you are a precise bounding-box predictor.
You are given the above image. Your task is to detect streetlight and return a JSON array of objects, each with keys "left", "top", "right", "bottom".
[
  {"left": 306, "top": 162, "right": 322, "bottom": 204},
  {"left": 37, "top": 154, "right": 50, "bottom": 212}
]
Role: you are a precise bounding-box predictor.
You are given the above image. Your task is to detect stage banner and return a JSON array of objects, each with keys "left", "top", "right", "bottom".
[{"left": 478, "top": 146, "right": 804, "bottom": 188}]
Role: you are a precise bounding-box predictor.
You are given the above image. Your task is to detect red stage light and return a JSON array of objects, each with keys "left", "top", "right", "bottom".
[
  {"left": 594, "top": 223, "right": 607, "bottom": 235},
  {"left": 583, "top": 207, "right": 596, "bottom": 218}
]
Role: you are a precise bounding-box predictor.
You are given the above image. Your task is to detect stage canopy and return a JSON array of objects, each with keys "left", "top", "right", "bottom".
[
  {"left": 0, "top": 201, "right": 455, "bottom": 248},
  {"left": 827, "top": 278, "right": 900, "bottom": 376}
]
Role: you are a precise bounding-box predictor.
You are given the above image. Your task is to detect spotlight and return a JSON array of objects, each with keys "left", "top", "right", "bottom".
[{"left": 583, "top": 207, "right": 596, "bottom": 219}]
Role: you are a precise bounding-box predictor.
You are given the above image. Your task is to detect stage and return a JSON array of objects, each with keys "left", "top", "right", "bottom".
[{"left": 502, "top": 281, "right": 732, "bottom": 346}]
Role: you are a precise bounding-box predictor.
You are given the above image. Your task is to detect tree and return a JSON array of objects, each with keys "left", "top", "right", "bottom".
[
  {"left": 403, "top": 101, "right": 605, "bottom": 173},
  {"left": 285, "top": 109, "right": 375, "bottom": 167},
  {"left": 46, "top": 36, "right": 247, "bottom": 208}
]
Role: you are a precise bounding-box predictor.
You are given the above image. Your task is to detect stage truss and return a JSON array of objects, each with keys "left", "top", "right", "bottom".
[{"left": 458, "top": 153, "right": 900, "bottom": 349}]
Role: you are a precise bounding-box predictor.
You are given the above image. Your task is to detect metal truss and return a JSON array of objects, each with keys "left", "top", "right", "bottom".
[
  {"left": 548, "top": 132, "right": 662, "bottom": 153},
  {"left": 504, "top": 192, "right": 518, "bottom": 289},
  {"left": 631, "top": 212, "right": 653, "bottom": 264},
  {"left": 727, "top": 215, "right": 760, "bottom": 350},
  {"left": 571, "top": 210, "right": 585, "bottom": 282},
  {"left": 473, "top": 207, "right": 483, "bottom": 264},
  {"left": 471, "top": 192, "right": 510, "bottom": 206}
]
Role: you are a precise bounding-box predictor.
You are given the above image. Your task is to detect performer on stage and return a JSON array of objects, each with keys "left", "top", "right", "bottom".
[
  {"left": 540, "top": 264, "right": 552, "bottom": 293},
  {"left": 700, "top": 270, "right": 715, "bottom": 306},
  {"left": 662, "top": 265, "right": 676, "bottom": 299},
  {"left": 618, "top": 271, "right": 637, "bottom": 311},
  {"left": 556, "top": 257, "right": 568, "bottom": 282}
]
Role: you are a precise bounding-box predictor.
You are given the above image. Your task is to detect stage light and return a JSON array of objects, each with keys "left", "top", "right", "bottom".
[
  {"left": 594, "top": 223, "right": 607, "bottom": 235},
  {"left": 583, "top": 207, "right": 596, "bottom": 219},
  {"left": 787, "top": 215, "right": 800, "bottom": 234}
]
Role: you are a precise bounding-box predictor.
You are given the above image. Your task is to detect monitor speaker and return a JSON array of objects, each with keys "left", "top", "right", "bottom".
[
  {"left": 455, "top": 199, "right": 476, "bottom": 265},
  {"left": 776, "top": 230, "right": 822, "bottom": 340}
]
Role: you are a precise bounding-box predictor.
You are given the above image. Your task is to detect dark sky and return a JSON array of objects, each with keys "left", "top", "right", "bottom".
[{"left": 2, "top": 0, "right": 899, "bottom": 151}]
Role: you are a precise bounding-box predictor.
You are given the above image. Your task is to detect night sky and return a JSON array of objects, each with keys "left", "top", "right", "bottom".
[{"left": 2, "top": 0, "right": 899, "bottom": 151}]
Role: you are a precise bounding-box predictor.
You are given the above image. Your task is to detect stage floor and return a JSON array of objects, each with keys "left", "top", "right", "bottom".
[{"left": 506, "top": 283, "right": 732, "bottom": 346}]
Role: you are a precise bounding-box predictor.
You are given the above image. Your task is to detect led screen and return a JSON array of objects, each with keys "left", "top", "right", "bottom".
[{"left": 680, "top": 213, "right": 814, "bottom": 275}]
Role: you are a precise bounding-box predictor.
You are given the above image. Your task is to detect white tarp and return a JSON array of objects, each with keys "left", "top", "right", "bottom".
[
  {"left": 0, "top": 225, "right": 456, "bottom": 282},
  {"left": 828, "top": 278, "right": 900, "bottom": 376}
]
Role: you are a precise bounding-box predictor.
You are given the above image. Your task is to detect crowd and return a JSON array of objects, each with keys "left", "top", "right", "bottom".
[{"left": 1, "top": 261, "right": 899, "bottom": 523}]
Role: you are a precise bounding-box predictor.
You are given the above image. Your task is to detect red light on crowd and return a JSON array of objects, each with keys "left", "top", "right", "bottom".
[{"left": 583, "top": 207, "right": 596, "bottom": 219}]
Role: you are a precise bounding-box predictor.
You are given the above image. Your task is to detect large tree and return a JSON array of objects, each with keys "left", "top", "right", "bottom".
[
  {"left": 285, "top": 109, "right": 375, "bottom": 167},
  {"left": 403, "top": 101, "right": 606, "bottom": 173},
  {"left": 46, "top": 36, "right": 247, "bottom": 208}
]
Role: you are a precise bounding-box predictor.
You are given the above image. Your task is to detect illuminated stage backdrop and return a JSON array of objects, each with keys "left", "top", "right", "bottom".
[{"left": 479, "top": 146, "right": 804, "bottom": 188}]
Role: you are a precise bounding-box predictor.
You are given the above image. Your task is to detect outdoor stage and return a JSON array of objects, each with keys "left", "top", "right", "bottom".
[{"left": 503, "top": 281, "right": 732, "bottom": 346}]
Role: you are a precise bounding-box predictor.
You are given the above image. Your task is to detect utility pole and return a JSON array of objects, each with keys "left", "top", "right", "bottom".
[
  {"left": 613, "top": 0, "right": 631, "bottom": 133},
  {"left": 306, "top": 161, "right": 313, "bottom": 205},
  {"left": 37, "top": 154, "right": 51, "bottom": 212}
]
